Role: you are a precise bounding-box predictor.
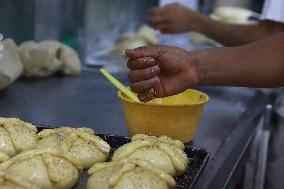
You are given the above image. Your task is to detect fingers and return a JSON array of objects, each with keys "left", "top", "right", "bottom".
[
  {"left": 155, "top": 25, "right": 170, "bottom": 33},
  {"left": 148, "top": 13, "right": 167, "bottom": 27},
  {"left": 130, "top": 76, "right": 164, "bottom": 97},
  {"left": 148, "top": 16, "right": 166, "bottom": 28},
  {"left": 130, "top": 77, "right": 158, "bottom": 94},
  {"left": 138, "top": 88, "right": 156, "bottom": 102},
  {"left": 125, "top": 45, "right": 170, "bottom": 102},
  {"left": 128, "top": 65, "right": 160, "bottom": 82},
  {"left": 125, "top": 46, "right": 163, "bottom": 60},
  {"left": 148, "top": 7, "right": 168, "bottom": 29},
  {"left": 127, "top": 57, "right": 156, "bottom": 70},
  {"left": 130, "top": 76, "right": 164, "bottom": 102},
  {"left": 130, "top": 77, "right": 159, "bottom": 102}
]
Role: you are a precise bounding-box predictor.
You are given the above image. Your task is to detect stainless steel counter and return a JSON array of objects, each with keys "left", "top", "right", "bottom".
[{"left": 0, "top": 68, "right": 267, "bottom": 189}]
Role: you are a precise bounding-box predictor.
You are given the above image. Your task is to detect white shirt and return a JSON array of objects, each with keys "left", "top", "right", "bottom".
[
  {"left": 260, "top": 0, "right": 284, "bottom": 118},
  {"left": 261, "top": 0, "right": 284, "bottom": 24},
  {"left": 159, "top": 0, "right": 198, "bottom": 9}
]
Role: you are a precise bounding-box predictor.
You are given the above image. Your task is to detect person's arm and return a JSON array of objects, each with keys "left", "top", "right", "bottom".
[
  {"left": 148, "top": 3, "right": 284, "bottom": 46},
  {"left": 194, "top": 32, "right": 284, "bottom": 86},
  {"left": 126, "top": 32, "right": 284, "bottom": 102},
  {"left": 196, "top": 18, "right": 284, "bottom": 46}
]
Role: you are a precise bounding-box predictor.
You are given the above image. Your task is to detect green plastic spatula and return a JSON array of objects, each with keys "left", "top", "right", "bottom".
[{"left": 99, "top": 68, "right": 139, "bottom": 102}]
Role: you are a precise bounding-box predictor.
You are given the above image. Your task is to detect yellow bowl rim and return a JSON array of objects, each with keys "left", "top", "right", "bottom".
[{"left": 118, "top": 89, "right": 209, "bottom": 107}]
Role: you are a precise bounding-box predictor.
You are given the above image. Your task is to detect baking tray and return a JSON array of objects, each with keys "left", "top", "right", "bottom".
[{"left": 37, "top": 126, "right": 209, "bottom": 189}]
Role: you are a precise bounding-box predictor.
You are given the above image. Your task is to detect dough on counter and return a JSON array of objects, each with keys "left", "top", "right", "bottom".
[
  {"left": 110, "top": 25, "right": 158, "bottom": 55},
  {"left": 112, "top": 134, "right": 188, "bottom": 176},
  {"left": 137, "top": 25, "right": 159, "bottom": 45},
  {"left": 59, "top": 44, "right": 81, "bottom": 75},
  {"left": 0, "top": 39, "right": 23, "bottom": 90},
  {"left": 0, "top": 171, "right": 41, "bottom": 189},
  {"left": 37, "top": 127, "right": 111, "bottom": 168},
  {"left": 87, "top": 158, "right": 175, "bottom": 189},
  {"left": 0, "top": 118, "right": 38, "bottom": 157},
  {"left": 110, "top": 35, "right": 148, "bottom": 55},
  {"left": 0, "top": 149, "right": 81, "bottom": 189},
  {"left": 18, "top": 40, "right": 81, "bottom": 78},
  {"left": 211, "top": 6, "right": 259, "bottom": 24}
]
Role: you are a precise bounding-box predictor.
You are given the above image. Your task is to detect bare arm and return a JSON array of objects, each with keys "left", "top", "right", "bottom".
[
  {"left": 194, "top": 32, "right": 284, "bottom": 86},
  {"left": 126, "top": 32, "right": 284, "bottom": 101},
  {"left": 196, "top": 18, "right": 284, "bottom": 46},
  {"left": 148, "top": 3, "right": 284, "bottom": 46}
]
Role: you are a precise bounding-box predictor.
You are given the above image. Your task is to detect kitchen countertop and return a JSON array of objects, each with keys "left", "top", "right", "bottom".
[{"left": 0, "top": 67, "right": 267, "bottom": 189}]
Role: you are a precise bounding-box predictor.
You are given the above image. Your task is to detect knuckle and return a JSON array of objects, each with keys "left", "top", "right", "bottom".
[
  {"left": 152, "top": 76, "right": 160, "bottom": 87},
  {"left": 144, "top": 57, "right": 155, "bottom": 66},
  {"left": 150, "top": 65, "right": 160, "bottom": 75}
]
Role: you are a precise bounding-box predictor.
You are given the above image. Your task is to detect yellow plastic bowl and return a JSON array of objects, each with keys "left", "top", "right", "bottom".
[{"left": 118, "top": 89, "right": 209, "bottom": 143}]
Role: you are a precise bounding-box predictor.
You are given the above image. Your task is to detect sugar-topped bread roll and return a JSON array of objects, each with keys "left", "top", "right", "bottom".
[
  {"left": 0, "top": 118, "right": 38, "bottom": 157},
  {"left": 87, "top": 158, "right": 175, "bottom": 189},
  {"left": 0, "top": 152, "right": 9, "bottom": 163},
  {"left": 0, "top": 171, "right": 41, "bottom": 189},
  {"left": 0, "top": 149, "right": 81, "bottom": 189},
  {"left": 37, "top": 127, "right": 110, "bottom": 168},
  {"left": 112, "top": 134, "right": 188, "bottom": 176}
]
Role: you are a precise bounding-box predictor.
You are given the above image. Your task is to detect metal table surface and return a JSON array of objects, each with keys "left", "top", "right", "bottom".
[{"left": 0, "top": 68, "right": 267, "bottom": 189}]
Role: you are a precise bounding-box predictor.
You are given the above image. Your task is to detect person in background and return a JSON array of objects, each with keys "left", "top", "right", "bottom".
[
  {"left": 148, "top": 1, "right": 284, "bottom": 46},
  {"left": 126, "top": 0, "right": 284, "bottom": 188}
]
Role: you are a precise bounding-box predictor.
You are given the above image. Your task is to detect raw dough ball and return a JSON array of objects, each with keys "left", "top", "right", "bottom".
[
  {"left": 137, "top": 25, "right": 159, "bottom": 45},
  {"left": 0, "top": 149, "right": 81, "bottom": 189},
  {"left": 87, "top": 159, "right": 175, "bottom": 189},
  {"left": 110, "top": 35, "right": 147, "bottom": 54},
  {"left": 0, "top": 39, "right": 23, "bottom": 89},
  {"left": 0, "top": 171, "right": 41, "bottom": 189},
  {"left": 59, "top": 44, "right": 81, "bottom": 75},
  {"left": 18, "top": 40, "right": 81, "bottom": 78},
  {"left": 0, "top": 117, "right": 38, "bottom": 157},
  {"left": 37, "top": 127, "right": 110, "bottom": 168},
  {"left": 110, "top": 25, "right": 158, "bottom": 55},
  {"left": 112, "top": 134, "right": 188, "bottom": 176},
  {"left": 18, "top": 41, "right": 62, "bottom": 77},
  {"left": 211, "top": 6, "right": 259, "bottom": 24}
]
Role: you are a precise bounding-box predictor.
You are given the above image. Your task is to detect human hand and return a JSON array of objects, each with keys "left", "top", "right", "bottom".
[
  {"left": 148, "top": 3, "right": 204, "bottom": 33},
  {"left": 125, "top": 45, "right": 199, "bottom": 102}
]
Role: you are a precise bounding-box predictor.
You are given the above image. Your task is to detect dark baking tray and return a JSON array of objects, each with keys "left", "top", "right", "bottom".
[{"left": 37, "top": 126, "right": 209, "bottom": 189}]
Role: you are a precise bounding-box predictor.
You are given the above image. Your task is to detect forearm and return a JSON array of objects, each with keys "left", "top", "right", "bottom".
[
  {"left": 192, "top": 32, "right": 284, "bottom": 87},
  {"left": 195, "top": 14, "right": 284, "bottom": 46}
]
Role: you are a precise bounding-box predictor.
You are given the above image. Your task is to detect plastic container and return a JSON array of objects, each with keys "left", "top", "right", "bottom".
[{"left": 118, "top": 89, "right": 209, "bottom": 143}]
